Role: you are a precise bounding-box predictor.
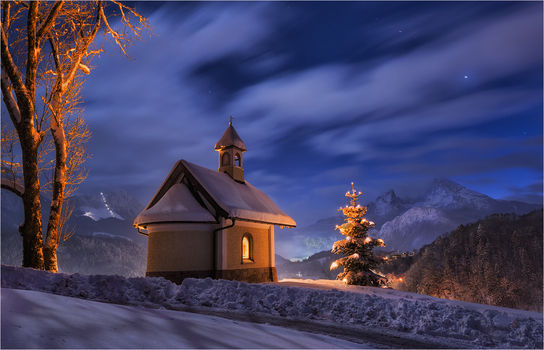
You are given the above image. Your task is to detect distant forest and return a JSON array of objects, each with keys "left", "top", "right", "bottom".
[
  {"left": 2, "top": 231, "right": 146, "bottom": 277},
  {"left": 382, "top": 210, "right": 543, "bottom": 312}
]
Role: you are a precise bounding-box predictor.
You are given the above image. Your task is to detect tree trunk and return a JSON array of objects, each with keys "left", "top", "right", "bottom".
[
  {"left": 19, "top": 113, "right": 44, "bottom": 269},
  {"left": 43, "top": 163, "right": 66, "bottom": 272},
  {"left": 44, "top": 95, "right": 67, "bottom": 272}
]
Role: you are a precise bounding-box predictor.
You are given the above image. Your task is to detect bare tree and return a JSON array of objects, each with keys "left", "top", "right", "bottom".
[{"left": 1, "top": 1, "right": 151, "bottom": 271}]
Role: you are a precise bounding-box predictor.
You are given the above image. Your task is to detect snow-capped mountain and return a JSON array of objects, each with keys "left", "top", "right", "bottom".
[
  {"left": 415, "top": 178, "right": 497, "bottom": 212},
  {"left": 376, "top": 206, "right": 463, "bottom": 251},
  {"left": 72, "top": 190, "right": 144, "bottom": 221},
  {"left": 365, "top": 189, "right": 411, "bottom": 228},
  {"left": 1, "top": 189, "right": 147, "bottom": 275},
  {"left": 276, "top": 179, "right": 542, "bottom": 259},
  {"left": 1, "top": 189, "right": 146, "bottom": 244},
  {"left": 66, "top": 190, "right": 146, "bottom": 243}
]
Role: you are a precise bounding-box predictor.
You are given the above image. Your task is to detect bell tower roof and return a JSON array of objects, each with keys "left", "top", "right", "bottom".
[
  {"left": 214, "top": 117, "right": 246, "bottom": 151},
  {"left": 215, "top": 117, "right": 246, "bottom": 183}
]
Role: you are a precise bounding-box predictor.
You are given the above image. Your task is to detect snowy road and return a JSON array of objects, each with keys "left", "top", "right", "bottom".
[{"left": 2, "top": 288, "right": 369, "bottom": 349}]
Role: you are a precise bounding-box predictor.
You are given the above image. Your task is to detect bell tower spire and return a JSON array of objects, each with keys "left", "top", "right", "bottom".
[{"left": 214, "top": 117, "right": 246, "bottom": 183}]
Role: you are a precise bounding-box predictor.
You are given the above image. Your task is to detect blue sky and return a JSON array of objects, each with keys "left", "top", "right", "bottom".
[{"left": 78, "top": 1, "right": 542, "bottom": 227}]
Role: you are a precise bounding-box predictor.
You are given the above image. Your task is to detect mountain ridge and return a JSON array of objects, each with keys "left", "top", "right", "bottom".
[{"left": 276, "top": 178, "right": 542, "bottom": 259}]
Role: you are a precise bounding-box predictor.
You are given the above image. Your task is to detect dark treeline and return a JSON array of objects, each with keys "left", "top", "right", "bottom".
[
  {"left": 382, "top": 210, "right": 543, "bottom": 312},
  {"left": 2, "top": 230, "right": 146, "bottom": 277}
]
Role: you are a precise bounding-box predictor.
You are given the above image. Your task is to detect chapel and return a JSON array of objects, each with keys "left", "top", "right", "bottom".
[{"left": 133, "top": 119, "right": 296, "bottom": 284}]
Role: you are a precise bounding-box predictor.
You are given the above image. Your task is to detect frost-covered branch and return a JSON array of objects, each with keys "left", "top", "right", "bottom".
[
  {"left": 36, "top": 1, "right": 63, "bottom": 40},
  {"left": 1, "top": 178, "right": 24, "bottom": 197}
]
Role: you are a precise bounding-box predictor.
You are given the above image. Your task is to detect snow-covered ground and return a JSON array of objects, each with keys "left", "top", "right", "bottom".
[
  {"left": 2, "top": 265, "right": 542, "bottom": 349},
  {"left": 2, "top": 288, "right": 365, "bottom": 349}
]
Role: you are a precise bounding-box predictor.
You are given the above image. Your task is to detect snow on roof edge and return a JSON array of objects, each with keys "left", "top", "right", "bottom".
[
  {"left": 182, "top": 160, "right": 296, "bottom": 227},
  {"left": 133, "top": 159, "right": 297, "bottom": 228}
]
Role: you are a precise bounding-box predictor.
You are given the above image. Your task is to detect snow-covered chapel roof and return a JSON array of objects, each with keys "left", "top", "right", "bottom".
[{"left": 134, "top": 160, "right": 296, "bottom": 228}]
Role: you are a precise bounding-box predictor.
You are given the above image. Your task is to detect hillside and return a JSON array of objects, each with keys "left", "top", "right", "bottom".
[{"left": 382, "top": 210, "right": 543, "bottom": 312}]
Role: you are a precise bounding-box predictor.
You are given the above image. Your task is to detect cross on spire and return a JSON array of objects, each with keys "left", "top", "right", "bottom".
[{"left": 229, "top": 116, "right": 233, "bottom": 125}]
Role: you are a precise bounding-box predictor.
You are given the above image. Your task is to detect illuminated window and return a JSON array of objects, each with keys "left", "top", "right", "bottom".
[
  {"left": 221, "top": 152, "right": 231, "bottom": 166},
  {"left": 242, "top": 237, "right": 249, "bottom": 259},
  {"left": 242, "top": 234, "right": 253, "bottom": 262},
  {"left": 235, "top": 153, "right": 241, "bottom": 167}
]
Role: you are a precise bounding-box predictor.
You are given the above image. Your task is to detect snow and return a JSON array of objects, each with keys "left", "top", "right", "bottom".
[
  {"left": 92, "top": 232, "right": 132, "bottom": 241},
  {"left": 2, "top": 265, "right": 542, "bottom": 349},
  {"left": 134, "top": 183, "right": 216, "bottom": 225},
  {"left": 2, "top": 288, "right": 365, "bottom": 349},
  {"left": 137, "top": 159, "right": 296, "bottom": 227},
  {"left": 81, "top": 206, "right": 124, "bottom": 221},
  {"left": 184, "top": 160, "right": 296, "bottom": 226}
]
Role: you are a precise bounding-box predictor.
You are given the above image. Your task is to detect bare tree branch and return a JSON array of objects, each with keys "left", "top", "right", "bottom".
[
  {"left": 36, "top": 1, "right": 63, "bottom": 40},
  {"left": 0, "top": 21, "right": 28, "bottom": 125},
  {"left": 1, "top": 178, "right": 24, "bottom": 197}
]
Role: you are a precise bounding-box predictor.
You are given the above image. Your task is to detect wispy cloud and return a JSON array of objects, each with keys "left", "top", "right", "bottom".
[{"left": 75, "top": 2, "right": 542, "bottom": 225}]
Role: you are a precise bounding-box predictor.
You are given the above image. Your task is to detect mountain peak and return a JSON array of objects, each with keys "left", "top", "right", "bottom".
[
  {"left": 377, "top": 189, "right": 398, "bottom": 203},
  {"left": 420, "top": 178, "right": 494, "bottom": 211},
  {"left": 430, "top": 178, "right": 465, "bottom": 191}
]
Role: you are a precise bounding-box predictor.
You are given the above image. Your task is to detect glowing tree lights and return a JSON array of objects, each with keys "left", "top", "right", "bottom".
[{"left": 330, "top": 183, "right": 387, "bottom": 286}]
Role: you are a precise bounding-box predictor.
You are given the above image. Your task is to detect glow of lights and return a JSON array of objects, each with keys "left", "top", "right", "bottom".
[
  {"left": 352, "top": 253, "right": 359, "bottom": 259},
  {"left": 330, "top": 262, "right": 338, "bottom": 270},
  {"left": 342, "top": 278, "right": 348, "bottom": 284},
  {"left": 364, "top": 237, "right": 372, "bottom": 244},
  {"left": 399, "top": 278, "right": 403, "bottom": 282},
  {"left": 347, "top": 236, "right": 351, "bottom": 241}
]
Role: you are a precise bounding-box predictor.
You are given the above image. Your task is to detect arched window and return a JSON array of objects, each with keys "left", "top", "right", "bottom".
[
  {"left": 234, "top": 153, "right": 241, "bottom": 167},
  {"left": 221, "top": 152, "right": 231, "bottom": 166},
  {"left": 242, "top": 233, "right": 253, "bottom": 262}
]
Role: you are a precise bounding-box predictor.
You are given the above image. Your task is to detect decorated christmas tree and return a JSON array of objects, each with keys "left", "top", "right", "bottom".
[{"left": 330, "top": 183, "right": 387, "bottom": 286}]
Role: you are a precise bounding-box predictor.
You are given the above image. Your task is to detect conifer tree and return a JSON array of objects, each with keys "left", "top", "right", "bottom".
[{"left": 330, "top": 183, "right": 387, "bottom": 286}]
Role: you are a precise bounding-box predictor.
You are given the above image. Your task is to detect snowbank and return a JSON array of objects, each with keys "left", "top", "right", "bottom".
[{"left": 2, "top": 265, "right": 542, "bottom": 349}]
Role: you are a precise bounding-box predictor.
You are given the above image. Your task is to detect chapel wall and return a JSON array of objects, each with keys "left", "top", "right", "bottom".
[
  {"left": 225, "top": 225, "right": 269, "bottom": 270},
  {"left": 146, "top": 229, "right": 213, "bottom": 273}
]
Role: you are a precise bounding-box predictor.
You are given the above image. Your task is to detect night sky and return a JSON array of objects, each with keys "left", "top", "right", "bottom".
[{"left": 78, "top": 1, "right": 542, "bottom": 227}]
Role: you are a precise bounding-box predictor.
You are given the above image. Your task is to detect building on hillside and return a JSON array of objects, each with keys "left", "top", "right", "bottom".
[{"left": 133, "top": 119, "right": 296, "bottom": 284}]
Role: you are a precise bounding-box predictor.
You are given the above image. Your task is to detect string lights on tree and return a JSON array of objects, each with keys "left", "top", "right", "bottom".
[{"left": 330, "top": 183, "right": 387, "bottom": 286}]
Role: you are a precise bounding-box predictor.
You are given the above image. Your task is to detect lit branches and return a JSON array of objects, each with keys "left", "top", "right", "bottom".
[{"left": 330, "top": 183, "right": 387, "bottom": 286}]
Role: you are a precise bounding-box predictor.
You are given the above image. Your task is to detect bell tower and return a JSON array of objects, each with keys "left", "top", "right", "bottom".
[{"left": 215, "top": 117, "right": 246, "bottom": 183}]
